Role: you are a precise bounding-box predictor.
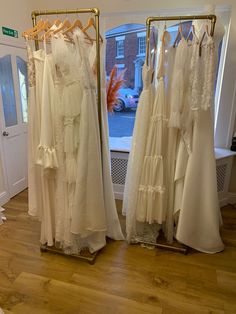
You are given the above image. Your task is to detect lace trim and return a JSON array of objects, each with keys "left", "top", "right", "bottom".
[
  {"left": 65, "top": 155, "right": 77, "bottom": 184},
  {"left": 168, "top": 111, "right": 181, "bottom": 128},
  {"left": 26, "top": 44, "right": 36, "bottom": 87},
  {"left": 139, "top": 185, "right": 165, "bottom": 194},
  {"left": 151, "top": 114, "right": 168, "bottom": 123},
  {"left": 201, "top": 41, "right": 215, "bottom": 110},
  {"left": 143, "top": 155, "right": 163, "bottom": 161},
  {"left": 36, "top": 145, "right": 59, "bottom": 169}
]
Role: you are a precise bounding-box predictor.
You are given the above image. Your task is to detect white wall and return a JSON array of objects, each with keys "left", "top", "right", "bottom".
[
  {"left": 0, "top": 0, "right": 33, "bottom": 33},
  {"left": 0, "top": 0, "right": 235, "bottom": 197},
  {"left": 0, "top": 154, "right": 5, "bottom": 193},
  {"left": 0, "top": 0, "right": 34, "bottom": 199},
  {"left": 34, "top": 0, "right": 236, "bottom": 190}
]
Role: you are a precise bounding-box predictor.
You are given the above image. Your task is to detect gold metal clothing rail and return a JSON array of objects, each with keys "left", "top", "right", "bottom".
[
  {"left": 31, "top": 8, "right": 102, "bottom": 156},
  {"left": 31, "top": 8, "right": 102, "bottom": 264},
  {"left": 141, "top": 13, "right": 216, "bottom": 255},
  {"left": 146, "top": 14, "right": 217, "bottom": 66}
]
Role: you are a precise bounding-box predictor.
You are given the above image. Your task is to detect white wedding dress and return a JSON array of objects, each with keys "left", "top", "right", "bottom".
[
  {"left": 27, "top": 28, "right": 123, "bottom": 253},
  {"left": 123, "top": 60, "right": 154, "bottom": 242},
  {"left": 176, "top": 34, "right": 224, "bottom": 253},
  {"left": 124, "top": 31, "right": 171, "bottom": 243},
  {"left": 26, "top": 39, "right": 45, "bottom": 219}
]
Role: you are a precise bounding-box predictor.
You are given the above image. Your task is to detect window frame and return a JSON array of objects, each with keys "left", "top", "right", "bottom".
[
  {"left": 115, "top": 35, "right": 125, "bottom": 59},
  {"left": 137, "top": 32, "right": 146, "bottom": 56}
]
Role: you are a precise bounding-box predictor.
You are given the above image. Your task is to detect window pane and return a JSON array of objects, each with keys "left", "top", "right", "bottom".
[
  {"left": 0, "top": 55, "right": 17, "bottom": 127},
  {"left": 16, "top": 56, "right": 28, "bottom": 123},
  {"left": 106, "top": 24, "right": 146, "bottom": 152},
  {"left": 116, "top": 40, "right": 124, "bottom": 57},
  {"left": 138, "top": 36, "right": 146, "bottom": 54}
]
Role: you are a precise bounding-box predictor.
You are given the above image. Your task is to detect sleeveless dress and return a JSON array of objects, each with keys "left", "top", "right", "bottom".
[
  {"left": 100, "top": 40, "right": 124, "bottom": 240},
  {"left": 176, "top": 35, "right": 224, "bottom": 253},
  {"left": 123, "top": 60, "right": 154, "bottom": 242},
  {"left": 26, "top": 39, "right": 44, "bottom": 219},
  {"left": 135, "top": 34, "right": 169, "bottom": 225}
]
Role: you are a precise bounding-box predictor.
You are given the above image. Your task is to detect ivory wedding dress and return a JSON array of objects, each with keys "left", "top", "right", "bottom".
[
  {"left": 124, "top": 31, "right": 171, "bottom": 243},
  {"left": 27, "top": 39, "right": 44, "bottom": 219},
  {"left": 176, "top": 34, "right": 224, "bottom": 253},
  {"left": 27, "top": 25, "right": 124, "bottom": 254},
  {"left": 123, "top": 61, "right": 154, "bottom": 242}
]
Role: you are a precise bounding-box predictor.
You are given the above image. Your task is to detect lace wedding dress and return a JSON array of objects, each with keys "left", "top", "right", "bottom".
[
  {"left": 124, "top": 31, "right": 171, "bottom": 243},
  {"left": 176, "top": 34, "right": 224, "bottom": 253},
  {"left": 27, "top": 28, "right": 124, "bottom": 253}
]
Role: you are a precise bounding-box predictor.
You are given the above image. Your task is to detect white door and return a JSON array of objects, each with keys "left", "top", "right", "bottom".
[{"left": 0, "top": 44, "right": 28, "bottom": 198}]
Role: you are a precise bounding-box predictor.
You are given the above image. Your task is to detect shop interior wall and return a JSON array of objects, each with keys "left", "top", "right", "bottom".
[
  {"left": 34, "top": 0, "right": 236, "bottom": 192},
  {"left": 0, "top": 0, "right": 235, "bottom": 196},
  {"left": 0, "top": 0, "right": 35, "bottom": 196}
]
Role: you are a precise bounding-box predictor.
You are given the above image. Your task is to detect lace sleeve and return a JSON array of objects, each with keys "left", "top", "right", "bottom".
[{"left": 36, "top": 55, "right": 58, "bottom": 169}]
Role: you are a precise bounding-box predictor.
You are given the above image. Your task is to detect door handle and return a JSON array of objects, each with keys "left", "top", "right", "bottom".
[{"left": 2, "top": 131, "right": 9, "bottom": 136}]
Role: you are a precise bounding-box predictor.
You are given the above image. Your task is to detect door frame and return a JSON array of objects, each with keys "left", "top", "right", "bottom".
[{"left": 0, "top": 37, "right": 27, "bottom": 205}]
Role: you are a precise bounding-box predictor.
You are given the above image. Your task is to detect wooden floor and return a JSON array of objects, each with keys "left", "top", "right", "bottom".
[{"left": 0, "top": 190, "right": 236, "bottom": 314}]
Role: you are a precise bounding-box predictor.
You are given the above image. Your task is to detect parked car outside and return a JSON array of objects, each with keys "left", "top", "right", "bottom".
[{"left": 113, "top": 88, "right": 140, "bottom": 112}]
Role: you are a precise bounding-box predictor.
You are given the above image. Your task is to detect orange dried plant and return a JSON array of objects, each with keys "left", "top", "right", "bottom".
[{"left": 106, "top": 66, "right": 126, "bottom": 112}]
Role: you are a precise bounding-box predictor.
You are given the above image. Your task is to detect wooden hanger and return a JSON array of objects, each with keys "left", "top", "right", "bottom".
[
  {"left": 40, "top": 18, "right": 62, "bottom": 41},
  {"left": 186, "top": 24, "right": 196, "bottom": 42},
  {"left": 53, "top": 18, "right": 71, "bottom": 35},
  {"left": 173, "top": 22, "right": 183, "bottom": 47},
  {"left": 199, "top": 24, "right": 210, "bottom": 57},
  {"left": 62, "top": 18, "right": 94, "bottom": 44},
  {"left": 52, "top": 18, "right": 62, "bottom": 27},
  {"left": 63, "top": 18, "right": 83, "bottom": 34},
  {"left": 22, "top": 19, "right": 44, "bottom": 37},
  {"left": 82, "top": 17, "right": 103, "bottom": 43},
  {"left": 29, "top": 19, "right": 52, "bottom": 39}
]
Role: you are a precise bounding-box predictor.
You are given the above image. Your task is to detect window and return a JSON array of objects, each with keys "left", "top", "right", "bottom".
[
  {"left": 106, "top": 24, "right": 147, "bottom": 152},
  {"left": 138, "top": 36, "right": 146, "bottom": 55},
  {"left": 116, "top": 40, "right": 124, "bottom": 58},
  {"left": 0, "top": 55, "right": 17, "bottom": 127},
  {"left": 115, "top": 36, "right": 125, "bottom": 58},
  {"left": 137, "top": 32, "right": 146, "bottom": 56},
  {"left": 16, "top": 56, "right": 28, "bottom": 123},
  {"left": 116, "top": 64, "right": 125, "bottom": 77}
]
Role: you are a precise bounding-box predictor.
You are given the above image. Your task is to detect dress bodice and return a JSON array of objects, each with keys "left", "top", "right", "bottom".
[
  {"left": 142, "top": 63, "right": 153, "bottom": 90},
  {"left": 26, "top": 39, "right": 36, "bottom": 87},
  {"left": 51, "top": 35, "right": 80, "bottom": 86},
  {"left": 73, "top": 28, "right": 96, "bottom": 90}
]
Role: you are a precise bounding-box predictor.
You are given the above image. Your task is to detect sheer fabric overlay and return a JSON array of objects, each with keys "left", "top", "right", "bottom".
[
  {"left": 123, "top": 28, "right": 224, "bottom": 253},
  {"left": 26, "top": 27, "right": 124, "bottom": 254}
]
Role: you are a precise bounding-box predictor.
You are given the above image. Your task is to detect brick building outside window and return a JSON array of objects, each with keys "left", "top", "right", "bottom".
[{"left": 106, "top": 24, "right": 146, "bottom": 93}]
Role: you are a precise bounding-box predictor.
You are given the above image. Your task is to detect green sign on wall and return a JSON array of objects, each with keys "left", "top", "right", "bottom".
[{"left": 2, "top": 26, "right": 18, "bottom": 38}]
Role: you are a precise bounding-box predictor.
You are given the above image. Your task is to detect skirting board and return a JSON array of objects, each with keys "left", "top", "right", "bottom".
[
  {"left": 227, "top": 192, "right": 236, "bottom": 205},
  {"left": 0, "top": 191, "right": 10, "bottom": 207}
]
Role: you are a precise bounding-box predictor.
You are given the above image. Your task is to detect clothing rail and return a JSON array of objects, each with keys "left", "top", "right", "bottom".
[
  {"left": 142, "top": 13, "right": 217, "bottom": 255},
  {"left": 31, "top": 8, "right": 102, "bottom": 167},
  {"left": 31, "top": 8, "right": 102, "bottom": 264},
  {"left": 146, "top": 14, "right": 217, "bottom": 66}
]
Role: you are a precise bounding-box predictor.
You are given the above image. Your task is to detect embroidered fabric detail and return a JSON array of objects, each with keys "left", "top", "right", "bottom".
[
  {"left": 36, "top": 145, "right": 59, "bottom": 169},
  {"left": 151, "top": 114, "right": 168, "bottom": 123},
  {"left": 26, "top": 42, "right": 36, "bottom": 87},
  {"left": 139, "top": 185, "right": 165, "bottom": 194}
]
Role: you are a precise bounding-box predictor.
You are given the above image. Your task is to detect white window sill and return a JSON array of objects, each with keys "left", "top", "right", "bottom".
[
  {"left": 215, "top": 148, "right": 236, "bottom": 160},
  {"left": 109, "top": 137, "right": 236, "bottom": 159},
  {"left": 116, "top": 55, "right": 124, "bottom": 59},
  {"left": 136, "top": 53, "right": 145, "bottom": 57}
]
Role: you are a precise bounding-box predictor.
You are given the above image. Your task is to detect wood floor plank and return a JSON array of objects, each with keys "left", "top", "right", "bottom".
[
  {"left": 0, "top": 191, "right": 235, "bottom": 314},
  {"left": 10, "top": 272, "right": 162, "bottom": 314}
]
